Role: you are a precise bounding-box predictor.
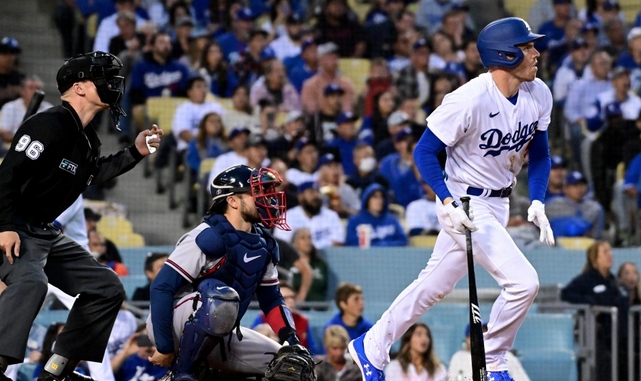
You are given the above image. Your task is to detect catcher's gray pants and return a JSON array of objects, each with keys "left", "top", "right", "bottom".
[
  {"left": 0, "top": 223, "right": 125, "bottom": 364},
  {"left": 147, "top": 292, "right": 281, "bottom": 376}
]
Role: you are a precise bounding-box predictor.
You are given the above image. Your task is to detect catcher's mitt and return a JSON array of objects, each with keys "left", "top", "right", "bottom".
[{"left": 265, "top": 344, "right": 317, "bottom": 381}]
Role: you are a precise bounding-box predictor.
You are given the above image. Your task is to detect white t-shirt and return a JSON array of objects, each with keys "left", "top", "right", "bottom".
[
  {"left": 426, "top": 73, "right": 552, "bottom": 190},
  {"left": 0, "top": 97, "right": 53, "bottom": 135},
  {"left": 595, "top": 89, "right": 641, "bottom": 122},
  {"left": 406, "top": 198, "right": 440, "bottom": 234},
  {"left": 273, "top": 206, "right": 345, "bottom": 248},
  {"left": 93, "top": 12, "right": 146, "bottom": 53},
  {"left": 385, "top": 361, "right": 448, "bottom": 381},
  {"left": 448, "top": 350, "right": 531, "bottom": 381},
  {"left": 269, "top": 34, "right": 301, "bottom": 61},
  {"left": 55, "top": 195, "right": 89, "bottom": 251},
  {"left": 207, "top": 151, "right": 270, "bottom": 190},
  {"left": 172, "top": 100, "right": 225, "bottom": 151},
  {"left": 286, "top": 168, "right": 319, "bottom": 187}
]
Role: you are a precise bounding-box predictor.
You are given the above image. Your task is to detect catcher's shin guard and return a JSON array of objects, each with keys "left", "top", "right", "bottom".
[{"left": 173, "top": 320, "right": 221, "bottom": 376}]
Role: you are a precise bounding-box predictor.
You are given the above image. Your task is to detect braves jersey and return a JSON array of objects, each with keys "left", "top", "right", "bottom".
[{"left": 426, "top": 73, "right": 552, "bottom": 190}]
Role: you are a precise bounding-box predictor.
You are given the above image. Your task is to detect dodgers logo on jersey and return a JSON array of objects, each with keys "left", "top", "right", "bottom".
[{"left": 479, "top": 120, "right": 538, "bottom": 157}]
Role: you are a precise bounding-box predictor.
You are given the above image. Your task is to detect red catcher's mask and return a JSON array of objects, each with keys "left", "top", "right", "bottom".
[{"left": 251, "top": 167, "right": 290, "bottom": 231}]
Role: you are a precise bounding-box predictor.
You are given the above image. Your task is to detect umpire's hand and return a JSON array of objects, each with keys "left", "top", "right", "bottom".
[
  {"left": 0, "top": 231, "right": 20, "bottom": 264},
  {"left": 135, "top": 124, "right": 163, "bottom": 156}
]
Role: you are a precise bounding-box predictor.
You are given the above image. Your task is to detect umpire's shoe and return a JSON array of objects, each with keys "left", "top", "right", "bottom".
[
  {"left": 487, "top": 370, "right": 515, "bottom": 381},
  {"left": 348, "top": 333, "right": 386, "bottom": 381},
  {"left": 37, "top": 369, "right": 94, "bottom": 381}
]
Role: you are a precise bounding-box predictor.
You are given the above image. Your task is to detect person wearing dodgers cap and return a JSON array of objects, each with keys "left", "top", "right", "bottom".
[
  {"left": 545, "top": 155, "right": 567, "bottom": 202},
  {"left": 207, "top": 126, "right": 251, "bottom": 187},
  {"left": 326, "top": 112, "right": 360, "bottom": 176},
  {"left": 375, "top": 111, "right": 411, "bottom": 160}
]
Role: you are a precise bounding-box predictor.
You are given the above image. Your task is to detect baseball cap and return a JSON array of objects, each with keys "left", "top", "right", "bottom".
[
  {"left": 605, "top": 101, "right": 623, "bottom": 118},
  {"left": 388, "top": 111, "right": 410, "bottom": 127},
  {"left": 176, "top": 15, "right": 195, "bottom": 27},
  {"left": 612, "top": 66, "right": 630, "bottom": 79},
  {"left": 235, "top": 8, "right": 254, "bottom": 21},
  {"left": 0, "top": 37, "right": 21, "bottom": 54},
  {"left": 301, "top": 37, "right": 316, "bottom": 51},
  {"left": 570, "top": 38, "right": 588, "bottom": 51},
  {"left": 318, "top": 42, "right": 339, "bottom": 58},
  {"left": 550, "top": 155, "right": 566, "bottom": 169},
  {"left": 553, "top": 0, "right": 572, "bottom": 4},
  {"left": 395, "top": 127, "right": 413, "bottom": 142},
  {"left": 413, "top": 38, "right": 432, "bottom": 51},
  {"left": 246, "top": 135, "right": 267, "bottom": 148},
  {"left": 228, "top": 126, "right": 251, "bottom": 140},
  {"left": 451, "top": 2, "right": 470, "bottom": 11},
  {"left": 250, "top": 28, "right": 269, "bottom": 40},
  {"left": 298, "top": 181, "right": 319, "bottom": 193},
  {"left": 84, "top": 208, "right": 102, "bottom": 222},
  {"left": 603, "top": 1, "right": 620, "bottom": 11},
  {"left": 295, "top": 138, "right": 315, "bottom": 153},
  {"left": 581, "top": 22, "right": 599, "bottom": 34},
  {"left": 285, "top": 110, "right": 304, "bottom": 124},
  {"left": 628, "top": 27, "right": 641, "bottom": 42},
  {"left": 260, "top": 46, "right": 276, "bottom": 61},
  {"left": 566, "top": 171, "right": 587, "bottom": 185},
  {"left": 336, "top": 112, "right": 358, "bottom": 124},
  {"left": 318, "top": 153, "right": 336, "bottom": 167},
  {"left": 287, "top": 12, "right": 303, "bottom": 24},
  {"left": 324, "top": 83, "right": 345, "bottom": 96}
]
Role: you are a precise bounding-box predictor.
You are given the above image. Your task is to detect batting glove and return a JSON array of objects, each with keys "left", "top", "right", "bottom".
[
  {"left": 444, "top": 200, "right": 477, "bottom": 234},
  {"left": 527, "top": 200, "right": 555, "bottom": 246}
]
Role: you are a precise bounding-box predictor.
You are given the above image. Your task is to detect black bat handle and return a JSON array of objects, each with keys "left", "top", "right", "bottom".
[{"left": 461, "top": 196, "right": 473, "bottom": 248}]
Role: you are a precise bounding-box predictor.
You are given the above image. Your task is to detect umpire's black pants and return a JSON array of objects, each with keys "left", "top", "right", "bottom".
[{"left": 0, "top": 224, "right": 125, "bottom": 364}]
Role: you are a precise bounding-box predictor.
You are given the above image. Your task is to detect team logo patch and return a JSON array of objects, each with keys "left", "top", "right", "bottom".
[
  {"left": 59, "top": 158, "right": 78, "bottom": 175},
  {"left": 216, "top": 189, "right": 222, "bottom": 195}
]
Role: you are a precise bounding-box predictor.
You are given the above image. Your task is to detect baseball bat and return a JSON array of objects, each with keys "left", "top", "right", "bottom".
[
  {"left": 23, "top": 90, "right": 45, "bottom": 122},
  {"left": 461, "top": 196, "right": 487, "bottom": 381}
]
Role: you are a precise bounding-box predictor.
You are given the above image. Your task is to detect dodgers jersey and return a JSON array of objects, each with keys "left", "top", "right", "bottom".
[{"left": 427, "top": 73, "right": 552, "bottom": 190}]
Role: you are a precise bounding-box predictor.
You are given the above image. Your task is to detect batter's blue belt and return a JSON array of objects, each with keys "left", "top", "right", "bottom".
[{"left": 466, "top": 186, "right": 513, "bottom": 198}]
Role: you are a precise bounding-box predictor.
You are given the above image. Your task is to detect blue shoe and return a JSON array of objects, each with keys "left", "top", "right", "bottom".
[
  {"left": 348, "top": 334, "right": 386, "bottom": 381},
  {"left": 487, "top": 371, "right": 515, "bottom": 381}
]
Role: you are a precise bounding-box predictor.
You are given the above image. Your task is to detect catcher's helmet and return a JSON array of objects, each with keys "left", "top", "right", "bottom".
[
  {"left": 477, "top": 17, "right": 545, "bottom": 68},
  {"left": 211, "top": 164, "right": 290, "bottom": 230},
  {"left": 56, "top": 51, "right": 127, "bottom": 129}
]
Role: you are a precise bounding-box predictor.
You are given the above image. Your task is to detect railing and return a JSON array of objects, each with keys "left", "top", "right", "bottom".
[{"left": 629, "top": 305, "right": 641, "bottom": 381}]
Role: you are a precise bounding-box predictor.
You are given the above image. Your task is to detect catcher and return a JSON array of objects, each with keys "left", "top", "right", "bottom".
[{"left": 147, "top": 164, "right": 316, "bottom": 381}]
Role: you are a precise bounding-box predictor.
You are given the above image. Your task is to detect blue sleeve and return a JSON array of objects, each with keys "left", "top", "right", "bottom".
[
  {"left": 413, "top": 128, "right": 452, "bottom": 202},
  {"left": 225, "top": 71, "right": 239, "bottom": 98},
  {"left": 358, "top": 118, "right": 374, "bottom": 145},
  {"left": 256, "top": 284, "right": 286, "bottom": 314},
  {"left": 527, "top": 129, "right": 551, "bottom": 203},
  {"left": 186, "top": 140, "right": 201, "bottom": 171},
  {"left": 624, "top": 154, "right": 641, "bottom": 186},
  {"left": 586, "top": 100, "right": 604, "bottom": 132},
  {"left": 150, "top": 266, "right": 189, "bottom": 354},
  {"left": 306, "top": 324, "right": 317, "bottom": 354},
  {"left": 250, "top": 313, "right": 266, "bottom": 329},
  {"left": 636, "top": 12, "right": 641, "bottom": 26},
  {"left": 345, "top": 217, "right": 359, "bottom": 246}
]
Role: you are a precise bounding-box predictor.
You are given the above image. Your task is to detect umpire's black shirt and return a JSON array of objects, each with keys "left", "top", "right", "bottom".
[{"left": 0, "top": 101, "right": 144, "bottom": 232}]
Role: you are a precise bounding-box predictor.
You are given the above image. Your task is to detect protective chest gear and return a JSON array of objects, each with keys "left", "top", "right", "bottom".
[
  {"left": 477, "top": 17, "right": 545, "bottom": 68},
  {"left": 56, "top": 51, "right": 127, "bottom": 129}
]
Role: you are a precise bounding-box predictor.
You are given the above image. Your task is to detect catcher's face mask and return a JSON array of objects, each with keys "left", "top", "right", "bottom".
[{"left": 251, "top": 167, "right": 290, "bottom": 231}]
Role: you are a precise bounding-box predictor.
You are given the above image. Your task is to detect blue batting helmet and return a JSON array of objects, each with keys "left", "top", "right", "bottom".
[{"left": 477, "top": 17, "right": 545, "bottom": 68}]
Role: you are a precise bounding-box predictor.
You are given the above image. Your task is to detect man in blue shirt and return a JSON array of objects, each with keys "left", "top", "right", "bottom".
[
  {"left": 326, "top": 112, "right": 360, "bottom": 176},
  {"left": 616, "top": 27, "right": 641, "bottom": 92},
  {"left": 536, "top": 0, "right": 572, "bottom": 52},
  {"left": 217, "top": 8, "right": 255, "bottom": 64},
  {"left": 545, "top": 155, "right": 567, "bottom": 202},
  {"left": 323, "top": 283, "right": 373, "bottom": 347},
  {"left": 379, "top": 127, "right": 414, "bottom": 194},
  {"left": 288, "top": 38, "right": 319, "bottom": 94}
]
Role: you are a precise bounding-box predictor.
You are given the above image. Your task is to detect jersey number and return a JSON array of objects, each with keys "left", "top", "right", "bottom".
[{"left": 15, "top": 135, "right": 44, "bottom": 160}]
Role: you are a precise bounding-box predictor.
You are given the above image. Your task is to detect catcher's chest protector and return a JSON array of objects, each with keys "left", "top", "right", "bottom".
[{"left": 196, "top": 215, "right": 278, "bottom": 319}]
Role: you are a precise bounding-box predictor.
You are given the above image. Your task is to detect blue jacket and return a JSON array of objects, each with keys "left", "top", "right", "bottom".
[
  {"left": 115, "top": 355, "right": 168, "bottom": 381},
  {"left": 345, "top": 184, "right": 408, "bottom": 247},
  {"left": 186, "top": 138, "right": 227, "bottom": 171},
  {"left": 326, "top": 136, "right": 359, "bottom": 176},
  {"left": 130, "top": 54, "right": 190, "bottom": 104},
  {"left": 536, "top": 20, "right": 565, "bottom": 52},
  {"left": 322, "top": 312, "right": 373, "bottom": 352},
  {"left": 217, "top": 32, "right": 247, "bottom": 64},
  {"left": 289, "top": 64, "right": 317, "bottom": 94}
]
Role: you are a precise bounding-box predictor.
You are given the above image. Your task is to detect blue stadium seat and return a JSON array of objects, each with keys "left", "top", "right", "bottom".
[
  {"left": 513, "top": 313, "right": 575, "bottom": 353},
  {"left": 120, "top": 275, "right": 149, "bottom": 300},
  {"left": 34, "top": 310, "right": 69, "bottom": 327},
  {"left": 240, "top": 309, "right": 262, "bottom": 328},
  {"left": 424, "top": 324, "right": 463, "bottom": 367},
  {"left": 519, "top": 350, "right": 578, "bottom": 381}
]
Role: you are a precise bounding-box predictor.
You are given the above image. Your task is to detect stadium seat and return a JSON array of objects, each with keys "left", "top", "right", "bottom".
[
  {"left": 409, "top": 235, "right": 438, "bottom": 247},
  {"left": 519, "top": 350, "right": 578, "bottom": 381},
  {"left": 120, "top": 275, "right": 149, "bottom": 299},
  {"left": 557, "top": 237, "right": 595, "bottom": 250},
  {"left": 425, "top": 324, "right": 463, "bottom": 367},
  {"left": 346, "top": 0, "right": 369, "bottom": 22},
  {"left": 98, "top": 216, "right": 134, "bottom": 236},
  {"left": 388, "top": 203, "right": 405, "bottom": 219},
  {"left": 503, "top": 0, "right": 539, "bottom": 19},
  {"left": 112, "top": 233, "right": 145, "bottom": 248},
  {"left": 513, "top": 313, "right": 575, "bottom": 353},
  {"left": 339, "top": 59, "right": 371, "bottom": 95},
  {"left": 146, "top": 97, "right": 188, "bottom": 133}
]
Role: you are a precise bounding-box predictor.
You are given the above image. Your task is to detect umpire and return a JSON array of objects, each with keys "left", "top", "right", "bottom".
[{"left": 0, "top": 51, "right": 163, "bottom": 381}]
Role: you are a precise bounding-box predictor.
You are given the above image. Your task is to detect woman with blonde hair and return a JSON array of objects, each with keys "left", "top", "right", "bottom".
[
  {"left": 385, "top": 323, "right": 447, "bottom": 381},
  {"left": 314, "top": 325, "right": 361, "bottom": 381}
]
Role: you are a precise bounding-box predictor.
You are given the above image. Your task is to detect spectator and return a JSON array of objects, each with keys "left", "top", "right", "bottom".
[
  {"left": 398, "top": 97, "right": 426, "bottom": 134},
  {"left": 406, "top": 182, "right": 440, "bottom": 236},
  {"left": 546, "top": 18, "right": 585, "bottom": 75},
  {"left": 221, "top": 86, "right": 261, "bottom": 134},
  {"left": 33, "top": 323, "right": 66, "bottom": 378},
  {"left": 423, "top": 73, "right": 460, "bottom": 115},
  {"left": 271, "top": 158, "right": 299, "bottom": 209},
  {"left": 197, "top": 41, "right": 239, "bottom": 98},
  {"left": 385, "top": 323, "right": 447, "bottom": 381},
  {"left": 324, "top": 282, "right": 373, "bottom": 341},
  {"left": 618, "top": 262, "right": 641, "bottom": 380},
  {"left": 90, "top": 230, "right": 129, "bottom": 276},
  {"left": 179, "top": 30, "right": 210, "bottom": 71},
  {"left": 394, "top": 38, "right": 432, "bottom": 106},
  {"left": 439, "top": 8, "right": 468, "bottom": 51},
  {"left": 624, "top": 152, "right": 641, "bottom": 240},
  {"left": 132, "top": 253, "right": 169, "bottom": 301},
  {"left": 289, "top": 227, "right": 329, "bottom": 303},
  {"left": 545, "top": 155, "right": 567, "bottom": 201},
  {"left": 108, "top": 11, "right": 146, "bottom": 57},
  {"left": 326, "top": 112, "right": 361, "bottom": 175},
  {"left": 388, "top": 31, "right": 414, "bottom": 73},
  {"left": 360, "top": 90, "right": 395, "bottom": 145},
  {"left": 172, "top": 76, "right": 225, "bottom": 153},
  {"left": 443, "top": 38, "right": 483, "bottom": 84},
  {"left": 54, "top": 196, "right": 89, "bottom": 251},
  {"left": 314, "top": 325, "right": 361, "bottom": 381},
  {"left": 617, "top": 27, "right": 641, "bottom": 92},
  {"left": 307, "top": 84, "right": 344, "bottom": 143},
  {"left": 207, "top": 127, "right": 252, "bottom": 186},
  {"left": 273, "top": 181, "right": 345, "bottom": 248},
  {"left": 552, "top": 38, "right": 590, "bottom": 106},
  {"left": 288, "top": 38, "right": 319, "bottom": 94},
  {"left": 376, "top": 111, "right": 411, "bottom": 160},
  {"left": 345, "top": 183, "right": 408, "bottom": 247},
  {"left": 416, "top": 0, "right": 472, "bottom": 35},
  {"left": 251, "top": 281, "right": 317, "bottom": 352},
  {"left": 589, "top": 67, "right": 641, "bottom": 133},
  {"left": 315, "top": 0, "right": 366, "bottom": 57},
  {"left": 84, "top": 208, "right": 122, "bottom": 264},
  {"left": 380, "top": 125, "right": 414, "bottom": 187},
  {"left": 245, "top": 135, "right": 270, "bottom": 170},
  {"left": 270, "top": 13, "right": 304, "bottom": 61},
  {"left": 431, "top": 32, "right": 459, "bottom": 70},
  {"left": 217, "top": 8, "right": 255, "bottom": 64},
  {"left": 287, "top": 138, "right": 319, "bottom": 186},
  {"left": 130, "top": 31, "right": 190, "bottom": 114},
  {"left": 268, "top": 110, "right": 306, "bottom": 161},
  {"left": 561, "top": 240, "right": 628, "bottom": 381},
  {"left": 254, "top": 324, "right": 279, "bottom": 341},
  {"left": 603, "top": 18, "right": 626, "bottom": 59},
  {"left": 186, "top": 112, "right": 227, "bottom": 172},
  {"left": 449, "top": 322, "right": 530, "bottom": 381},
  {"left": 166, "top": 0, "right": 193, "bottom": 32},
  {"left": 317, "top": 153, "right": 361, "bottom": 217},
  {"left": 234, "top": 29, "right": 269, "bottom": 86},
  {"left": 112, "top": 326, "right": 168, "bottom": 381},
  {"left": 94, "top": 0, "right": 146, "bottom": 53},
  {"left": 564, "top": 50, "right": 612, "bottom": 167},
  {"left": 581, "top": 21, "right": 601, "bottom": 53},
  {"left": 396, "top": 150, "right": 427, "bottom": 208},
  {"left": 170, "top": 15, "right": 195, "bottom": 60},
  {"left": 0, "top": 37, "right": 23, "bottom": 108},
  {"left": 537, "top": 0, "right": 573, "bottom": 53},
  {"left": 301, "top": 43, "right": 356, "bottom": 114},
  {"left": 547, "top": 171, "right": 605, "bottom": 239},
  {"left": 0, "top": 75, "right": 52, "bottom": 144},
  {"left": 346, "top": 144, "right": 389, "bottom": 196},
  {"left": 250, "top": 60, "right": 301, "bottom": 112}
]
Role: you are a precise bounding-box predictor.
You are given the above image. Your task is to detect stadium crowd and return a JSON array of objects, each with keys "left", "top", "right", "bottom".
[{"left": 2, "top": 0, "right": 641, "bottom": 379}]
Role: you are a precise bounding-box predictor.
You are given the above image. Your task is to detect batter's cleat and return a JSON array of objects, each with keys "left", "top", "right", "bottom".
[
  {"left": 348, "top": 334, "right": 386, "bottom": 381},
  {"left": 487, "top": 370, "right": 515, "bottom": 381},
  {"left": 37, "top": 370, "right": 94, "bottom": 381}
]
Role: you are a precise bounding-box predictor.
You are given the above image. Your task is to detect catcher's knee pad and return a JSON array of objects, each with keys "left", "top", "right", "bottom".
[{"left": 194, "top": 279, "right": 240, "bottom": 336}]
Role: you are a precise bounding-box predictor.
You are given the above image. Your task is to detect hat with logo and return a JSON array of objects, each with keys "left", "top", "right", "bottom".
[
  {"left": 228, "top": 126, "right": 251, "bottom": 140},
  {"left": 566, "top": 171, "right": 587, "bottom": 185}
]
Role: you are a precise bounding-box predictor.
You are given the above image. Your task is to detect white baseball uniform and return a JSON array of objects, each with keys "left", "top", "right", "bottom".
[{"left": 362, "top": 73, "right": 552, "bottom": 372}]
